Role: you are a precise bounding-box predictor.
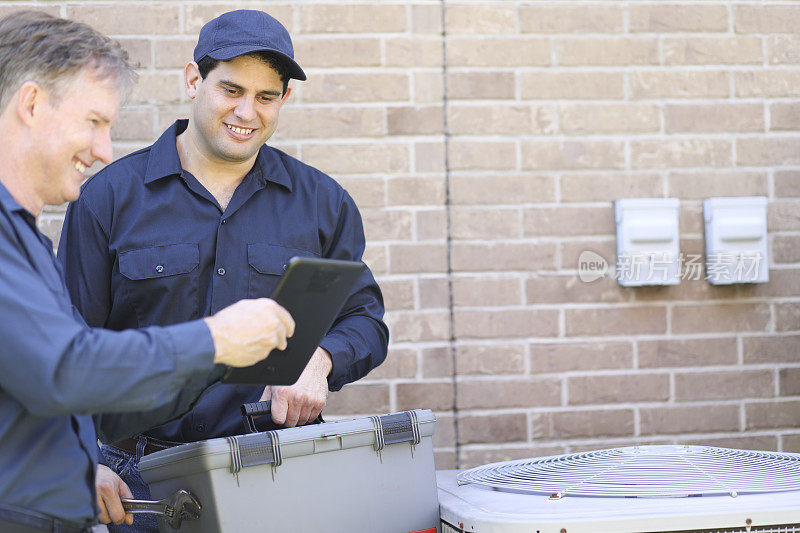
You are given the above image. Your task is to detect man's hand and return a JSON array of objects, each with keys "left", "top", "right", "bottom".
[
  {"left": 261, "top": 347, "right": 332, "bottom": 427},
  {"left": 205, "top": 298, "right": 295, "bottom": 367},
  {"left": 96, "top": 464, "right": 133, "bottom": 526}
]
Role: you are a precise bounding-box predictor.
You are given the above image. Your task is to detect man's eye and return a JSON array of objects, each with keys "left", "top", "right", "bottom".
[{"left": 226, "top": 88, "right": 238, "bottom": 95}]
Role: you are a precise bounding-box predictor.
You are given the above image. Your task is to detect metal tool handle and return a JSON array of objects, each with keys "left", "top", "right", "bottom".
[
  {"left": 121, "top": 489, "right": 201, "bottom": 530},
  {"left": 240, "top": 400, "right": 324, "bottom": 434}
]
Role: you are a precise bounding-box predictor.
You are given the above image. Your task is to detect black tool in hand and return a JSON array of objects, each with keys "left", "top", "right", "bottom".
[{"left": 121, "top": 489, "right": 201, "bottom": 530}]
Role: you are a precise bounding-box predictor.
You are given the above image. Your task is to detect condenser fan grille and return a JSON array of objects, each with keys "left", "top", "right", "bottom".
[{"left": 456, "top": 445, "right": 800, "bottom": 498}]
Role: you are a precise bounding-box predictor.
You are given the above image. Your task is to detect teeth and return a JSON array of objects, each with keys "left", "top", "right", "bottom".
[
  {"left": 227, "top": 124, "right": 253, "bottom": 135},
  {"left": 74, "top": 160, "right": 87, "bottom": 173}
]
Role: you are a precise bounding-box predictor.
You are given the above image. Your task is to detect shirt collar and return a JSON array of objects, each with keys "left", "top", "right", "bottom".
[
  {"left": 0, "top": 180, "right": 35, "bottom": 222},
  {"left": 144, "top": 119, "right": 293, "bottom": 192}
]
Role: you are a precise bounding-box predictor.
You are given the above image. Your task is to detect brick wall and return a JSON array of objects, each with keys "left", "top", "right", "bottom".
[{"left": 24, "top": 1, "right": 800, "bottom": 470}]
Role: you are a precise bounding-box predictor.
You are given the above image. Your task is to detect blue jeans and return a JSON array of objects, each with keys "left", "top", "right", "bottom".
[{"left": 99, "top": 444, "right": 159, "bottom": 533}]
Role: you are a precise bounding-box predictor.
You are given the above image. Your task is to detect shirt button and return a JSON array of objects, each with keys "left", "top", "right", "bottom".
[
  {"left": 221, "top": 219, "right": 227, "bottom": 225},
  {"left": 217, "top": 268, "right": 226, "bottom": 276},
  {"left": 196, "top": 424, "right": 206, "bottom": 433},
  {"left": 282, "top": 264, "right": 288, "bottom": 271},
  {"left": 155, "top": 265, "right": 164, "bottom": 273}
]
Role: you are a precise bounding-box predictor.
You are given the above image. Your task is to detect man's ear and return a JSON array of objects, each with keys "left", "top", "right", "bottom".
[
  {"left": 280, "top": 86, "right": 292, "bottom": 106},
  {"left": 16, "top": 81, "right": 42, "bottom": 126},
  {"left": 185, "top": 62, "right": 202, "bottom": 99}
]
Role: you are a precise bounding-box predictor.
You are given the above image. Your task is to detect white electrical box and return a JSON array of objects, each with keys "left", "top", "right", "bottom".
[
  {"left": 703, "top": 197, "right": 769, "bottom": 285},
  {"left": 614, "top": 198, "right": 681, "bottom": 287}
]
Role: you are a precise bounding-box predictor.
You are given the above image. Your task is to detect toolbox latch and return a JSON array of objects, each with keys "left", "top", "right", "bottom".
[{"left": 227, "top": 431, "right": 280, "bottom": 474}]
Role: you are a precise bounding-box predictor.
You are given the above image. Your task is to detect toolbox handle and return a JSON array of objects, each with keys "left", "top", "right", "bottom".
[{"left": 240, "top": 400, "right": 324, "bottom": 434}]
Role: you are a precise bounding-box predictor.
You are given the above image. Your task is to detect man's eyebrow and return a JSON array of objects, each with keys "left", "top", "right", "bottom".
[{"left": 219, "top": 79, "right": 282, "bottom": 97}]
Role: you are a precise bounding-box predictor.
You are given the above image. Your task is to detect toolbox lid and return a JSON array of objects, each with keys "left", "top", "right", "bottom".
[{"left": 139, "top": 409, "right": 435, "bottom": 484}]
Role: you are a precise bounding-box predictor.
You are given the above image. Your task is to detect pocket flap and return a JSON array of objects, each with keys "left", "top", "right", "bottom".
[
  {"left": 247, "top": 243, "right": 316, "bottom": 275},
  {"left": 119, "top": 243, "right": 199, "bottom": 280}
]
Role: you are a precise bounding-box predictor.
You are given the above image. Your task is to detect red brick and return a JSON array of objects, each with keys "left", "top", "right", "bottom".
[
  {"left": 675, "top": 370, "right": 774, "bottom": 401},
  {"left": 458, "top": 378, "right": 561, "bottom": 409},
  {"left": 396, "top": 382, "right": 453, "bottom": 412},
  {"left": 325, "top": 383, "right": 390, "bottom": 415},
  {"left": 300, "top": 4, "right": 406, "bottom": 33},
  {"left": 452, "top": 277, "right": 522, "bottom": 307},
  {"left": 558, "top": 38, "right": 658, "bottom": 66},
  {"left": 522, "top": 141, "right": 625, "bottom": 170},
  {"left": 421, "top": 346, "right": 452, "bottom": 379},
  {"left": 533, "top": 409, "right": 634, "bottom": 439},
  {"left": 527, "top": 275, "right": 627, "bottom": 305},
  {"left": 744, "top": 335, "right": 800, "bottom": 364},
  {"left": 455, "top": 344, "right": 526, "bottom": 375},
  {"left": 459, "top": 445, "right": 566, "bottom": 469},
  {"left": 453, "top": 309, "right": 559, "bottom": 339},
  {"left": 561, "top": 173, "right": 662, "bottom": 203},
  {"left": 459, "top": 414, "right": 527, "bottom": 444},
  {"left": 569, "top": 374, "right": 669, "bottom": 405},
  {"left": 451, "top": 207, "right": 520, "bottom": 240},
  {"left": 302, "top": 74, "right": 410, "bottom": 103},
  {"left": 686, "top": 435, "right": 778, "bottom": 452},
  {"left": 388, "top": 311, "right": 450, "bottom": 343},
  {"left": 639, "top": 338, "right": 738, "bottom": 368},
  {"left": 640, "top": 405, "right": 740, "bottom": 435},
  {"left": 746, "top": 400, "right": 800, "bottom": 429},
  {"left": 776, "top": 304, "right": 800, "bottom": 332},
  {"left": 630, "top": 4, "right": 728, "bottom": 32},
  {"left": 389, "top": 244, "right": 447, "bottom": 274},
  {"left": 666, "top": 104, "right": 763, "bottom": 133},
  {"left": 735, "top": 5, "right": 800, "bottom": 34},
  {"left": 780, "top": 368, "right": 800, "bottom": 396},
  {"left": 520, "top": 5, "right": 622, "bottom": 33},
  {"left": 673, "top": 304, "right": 770, "bottom": 334},
  {"left": 452, "top": 242, "right": 557, "bottom": 272},
  {"left": 632, "top": 139, "right": 732, "bottom": 169},
  {"left": 530, "top": 342, "right": 633, "bottom": 373},
  {"left": 295, "top": 37, "right": 381, "bottom": 68},
  {"left": 664, "top": 37, "right": 762, "bottom": 65},
  {"left": 736, "top": 70, "right": 800, "bottom": 98},
  {"left": 366, "top": 348, "right": 416, "bottom": 380},
  {"left": 447, "top": 72, "right": 515, "bottom": 100},
  {"left": 523, "top": 206, "right": 615, "bottom": 237},
  {"left": 668, "top": 171, "right": 767, "bottom": 200},
  {"left": 447, "top": 37, "right": 549, "bottom": 68},
  {"left": 448, "top": 105, "right": 554, "bottom": 136},
  {"left": 566, "top": 307, "right": 667, "bottom": 336},
  {"left": 445, "top": 4, "right": 515, "bottom": 35},
  {"left": 631, "top": 71, "right": 729, "bottom": 99},
  {"left": 451, "top": 175, "right": 556, "bottom": 205},
  {"left": 521, "top": 72, "right": 624, "bottom": 100},
  {"left": 560, "top": 104, "right": 659, "bottom": 134}
]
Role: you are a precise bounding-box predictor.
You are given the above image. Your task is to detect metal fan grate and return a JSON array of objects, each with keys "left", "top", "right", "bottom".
[{"left": 457, "top": 445, "right": 800, "bottom": 498}]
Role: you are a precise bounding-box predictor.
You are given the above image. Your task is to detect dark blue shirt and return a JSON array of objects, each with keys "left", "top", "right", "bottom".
[
  {"left": 0, "top": 180, "right": 218, "bottom": 525},
  {"left": 59, "top": 120, "right": 388, "bottom": 442}
]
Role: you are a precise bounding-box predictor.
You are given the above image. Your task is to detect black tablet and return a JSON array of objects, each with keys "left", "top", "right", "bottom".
[{"left": 222, "top": 257, "right": 365, "bottom": 385}]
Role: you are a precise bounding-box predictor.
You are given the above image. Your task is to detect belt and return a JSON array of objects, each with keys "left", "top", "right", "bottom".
[
  {"left": 0, "top": 503, "right": 89, "bottom": 533},
  {"left": 109, "top": 437, "right": 174, "bottom": 457}
]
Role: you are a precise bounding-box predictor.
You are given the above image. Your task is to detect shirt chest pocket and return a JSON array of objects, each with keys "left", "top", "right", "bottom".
[
  {"left": 117, "top": 243, "right": 200, "bottom": 327},
  {"left": 247, "top": 243, "right": 319, "bottom": 298}
]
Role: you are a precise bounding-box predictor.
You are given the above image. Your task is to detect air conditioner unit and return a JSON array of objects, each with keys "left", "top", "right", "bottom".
[{"left": 438, "top": 445, "right": 800, "bottom": 533}]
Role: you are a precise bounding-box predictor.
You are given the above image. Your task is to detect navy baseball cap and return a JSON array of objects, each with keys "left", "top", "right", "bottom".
[{"left": 193, "top": 9, "right": 306, "bottom": 81}]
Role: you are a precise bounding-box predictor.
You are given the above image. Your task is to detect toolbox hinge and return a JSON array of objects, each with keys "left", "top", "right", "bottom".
[
  {"left": 227, "top": 431, "right": 281, "bottom": 474},
  {"left": 371, "top": 410, "right": 422, "bottom": 452}
]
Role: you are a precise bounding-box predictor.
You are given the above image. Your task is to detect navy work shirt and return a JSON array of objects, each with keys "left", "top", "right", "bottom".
[
  {"left": 0, "top": 180, "right": 218, "bottom": 525},
  {"left": 59, "top": 120, "right": 389, "bottom": 442}
]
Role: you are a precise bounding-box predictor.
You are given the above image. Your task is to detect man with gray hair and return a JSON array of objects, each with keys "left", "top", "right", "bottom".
[{"left": 0, "top": 10, "right": 296, "bottom": 531}]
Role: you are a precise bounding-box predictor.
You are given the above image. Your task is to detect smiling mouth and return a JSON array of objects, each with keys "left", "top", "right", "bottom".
[
  {"left": 225, "top": 123, "right": 255, "bottom": 136},
  {"left": 73, "top": 158, "right": 87, "bottom": 174}
]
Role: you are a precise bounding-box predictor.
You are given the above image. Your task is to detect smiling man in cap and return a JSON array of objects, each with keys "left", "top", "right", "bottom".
[{"left": 58, "top": 9, "right": 388, "bottom": 531}]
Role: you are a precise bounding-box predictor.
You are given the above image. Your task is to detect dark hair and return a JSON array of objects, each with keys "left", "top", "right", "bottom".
[
  {"left": 197, "top": 51, "right": 289, "bottom": 95},
  {"left": 0, "top": 10, "right": 136, "bottom": 110}
]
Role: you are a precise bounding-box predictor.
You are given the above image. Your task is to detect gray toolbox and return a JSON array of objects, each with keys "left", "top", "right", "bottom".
[{"left": 138, "top": 408, "right": 439, "bottom": 533}]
